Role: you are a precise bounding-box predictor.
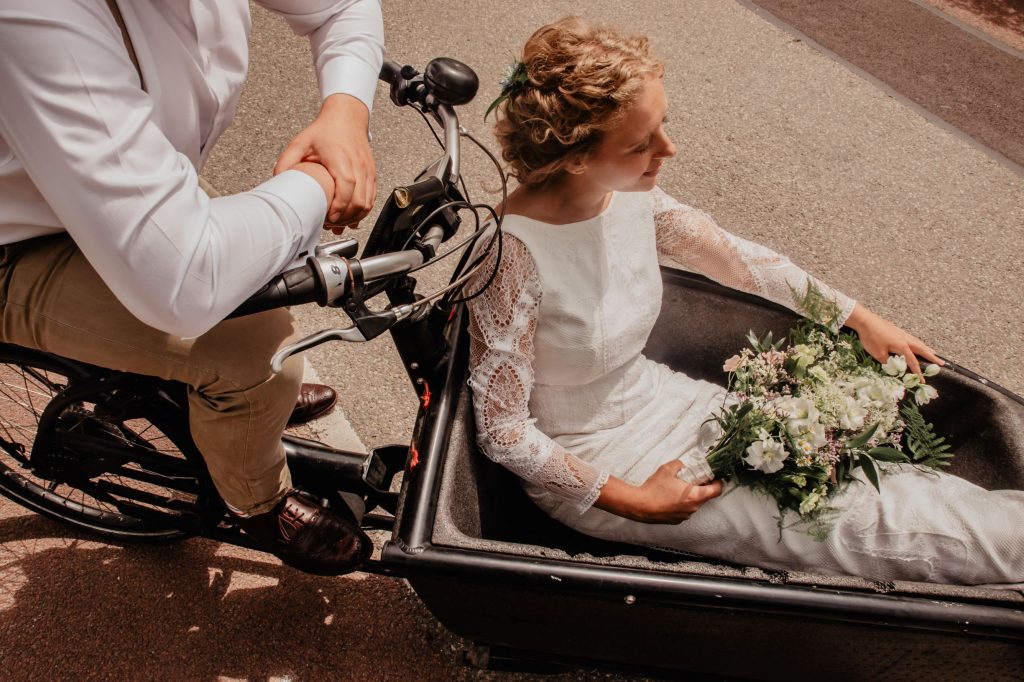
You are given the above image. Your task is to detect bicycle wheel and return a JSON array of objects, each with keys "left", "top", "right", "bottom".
[{"left": 0, "top": 346, "right": 213, "bottom": 542}]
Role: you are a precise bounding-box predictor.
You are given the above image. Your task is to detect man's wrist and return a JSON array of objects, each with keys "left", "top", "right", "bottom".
[
  {"left": 290, "top": 162, "right": 334, "bottom": 203},
  {"left": 321, "top": 93, "right": 369, "bottom": 129}
]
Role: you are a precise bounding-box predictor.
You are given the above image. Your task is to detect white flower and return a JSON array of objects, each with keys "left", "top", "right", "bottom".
[
  {"left": 744, "top": 438, "right": 789, "bottom": 474},
  {"left": 915, "top": 384, "right": 939, "bottom": 405},
  {"left": 923, "top": 363, "right": 941, "bottom": 377},
  {"left": 902, "top": 372, "right": 922, "bottom": 388},
  {"left": 794, "top": 436, "right": 818, "bottom": 456},
  {"left": 798, "top": 485, "right": 827, "bottom": 516},
  {"left": 889, "top": 380, "right": 907, "bottom": 402},
  {"left": 790, "top": 420, "right": 828, "bottom": 447},
  {"left": 808, "top": 365, "right": 830, "bottom": 383},
  {"left": 498, "top": 62, "right": 520, "bottom": 88},
  {"left": 783, "top": 401, "right": 822, "bottom": 439},
  {"left": 883, "top": 355, "right": 907, "bottom": 376},
  {"left": 791, "top": 344, "right": 818, "bottom": 365},
  {"left": 855, "top": 377, "right": 901, "bottom": 408},
  {"left": 776, "top": 396, "right": 820, "bottom": 421},
  {"left": 837, "top": 396, "right": 867, "bottom": 430}
]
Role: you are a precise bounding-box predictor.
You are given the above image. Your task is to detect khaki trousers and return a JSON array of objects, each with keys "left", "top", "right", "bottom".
[{"left": 0, "top": 235, "right": 303, "bottom": 514}]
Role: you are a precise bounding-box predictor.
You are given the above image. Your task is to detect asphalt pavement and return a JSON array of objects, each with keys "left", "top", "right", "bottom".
[{"left": 1, "top": 1, "right": 1022, "bottom": 680}]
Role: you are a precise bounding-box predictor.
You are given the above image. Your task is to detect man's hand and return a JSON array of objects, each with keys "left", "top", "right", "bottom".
[{"left": 275, "top": 93, "right": 377, "bottom": 233}]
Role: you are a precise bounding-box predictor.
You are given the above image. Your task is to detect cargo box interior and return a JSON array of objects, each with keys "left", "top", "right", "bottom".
[{"left": 431, "top": 272, "right": 1024, "bottom": 606}]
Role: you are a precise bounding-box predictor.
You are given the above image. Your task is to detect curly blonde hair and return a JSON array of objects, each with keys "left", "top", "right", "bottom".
[{"left": 494, "top": 16, "right": 664, "bottom": 188}]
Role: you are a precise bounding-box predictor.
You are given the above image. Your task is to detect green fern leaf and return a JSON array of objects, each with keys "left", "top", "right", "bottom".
[{"left": 900, "top": 403, "right": 956, "bottom": 471}]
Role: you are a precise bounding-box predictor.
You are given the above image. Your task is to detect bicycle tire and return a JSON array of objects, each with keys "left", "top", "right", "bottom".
[{"left": 0, "top": 344, "right": 214, "bottom": 543}]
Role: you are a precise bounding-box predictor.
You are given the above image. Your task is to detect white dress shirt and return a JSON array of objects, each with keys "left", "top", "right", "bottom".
[{"left": 0, "top": 0, "right": 383, "bottom": 337}]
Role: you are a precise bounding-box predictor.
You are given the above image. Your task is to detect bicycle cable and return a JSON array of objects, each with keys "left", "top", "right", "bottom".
[
  {"left": 442, "top": 129, "right": 507, "bottom": 306},
  {"left": 415, "top": 105, "right": 474, "bottom": 206},
  {"left": 352, "top": 94, "right": 508, "bottom": 316}
]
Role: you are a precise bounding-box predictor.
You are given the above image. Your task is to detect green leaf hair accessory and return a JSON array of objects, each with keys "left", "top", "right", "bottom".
[{"left": 485, "top": 60, "right": 529, "bottom": 119}]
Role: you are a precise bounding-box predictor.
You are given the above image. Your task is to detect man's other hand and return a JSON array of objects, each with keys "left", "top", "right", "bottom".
[{"left": 275, "top": 93, "right": 377, "bottom": 232}]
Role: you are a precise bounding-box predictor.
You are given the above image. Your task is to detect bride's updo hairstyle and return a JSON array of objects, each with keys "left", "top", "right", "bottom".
[{"left": 494, "top": 16, "right": 664, "bottom": 188}]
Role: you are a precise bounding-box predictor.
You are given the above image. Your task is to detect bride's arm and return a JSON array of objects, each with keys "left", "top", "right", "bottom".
[
  {"left": 467, "top": 234, "right": 609, "bottom": 513},
  {"left": 650, "top": 186, "right": 856, "bottom": 326},
  {"left": 650, "top": 187, "right": 942, "bottom": 374}
]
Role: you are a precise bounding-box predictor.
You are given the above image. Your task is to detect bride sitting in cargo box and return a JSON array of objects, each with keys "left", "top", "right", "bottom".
[{"left": 466, "top": 16, "right": 1024, "bottom": 587}]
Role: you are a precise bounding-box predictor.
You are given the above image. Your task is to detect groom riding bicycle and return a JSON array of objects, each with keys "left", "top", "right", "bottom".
[{"left": 0, "top": 0, "right": 384, "bottom": 574}]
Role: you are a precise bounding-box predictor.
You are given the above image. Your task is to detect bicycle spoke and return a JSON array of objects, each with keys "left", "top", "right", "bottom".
[
  {"left": 0, "top": 355, "right": 198, "bottom": 539},
  {"left": 0, "top": 381, "right": 44, "bottom": 416},
  {"left": 21, "top": 365, "right": 64, "bottom": 393}
]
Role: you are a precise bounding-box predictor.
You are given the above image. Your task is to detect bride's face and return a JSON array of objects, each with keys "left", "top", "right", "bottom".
[{"left": 577, "top": 77, "right": 677, "bottom": 193}]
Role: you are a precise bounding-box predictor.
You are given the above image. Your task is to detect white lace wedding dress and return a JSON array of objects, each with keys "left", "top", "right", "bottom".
[{"left": 467, "top": 187, "right": 1024, "bottom": 587}]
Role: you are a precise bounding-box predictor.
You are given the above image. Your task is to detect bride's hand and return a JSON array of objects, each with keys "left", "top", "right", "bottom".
[
  {"left": 845, "top": 303, "right": 943, "bottom": 377},
  {"left": 596, "top": 461, "right": 723, "bottom": 524}
]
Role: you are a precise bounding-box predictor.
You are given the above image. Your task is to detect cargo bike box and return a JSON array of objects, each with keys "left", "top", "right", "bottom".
[{"left": 377, "top": 265, "right": 1024, "bottom": 680}]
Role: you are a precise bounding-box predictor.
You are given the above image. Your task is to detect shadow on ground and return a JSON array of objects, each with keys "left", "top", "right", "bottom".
[
  {"left": 943, "top": 0, "right": 1024, "bottom": 33},
  {"left": 0, "top": 510, "right": 642, "bottom": 681},
  {"left": 0, "top": 513, "right": 464, "bottom": 680}
]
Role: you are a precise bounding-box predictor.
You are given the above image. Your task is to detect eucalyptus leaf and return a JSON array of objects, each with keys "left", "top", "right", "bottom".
[
  {"left": 859, "top": 455, "right": 881, "bottom": 493},
  {"left": 845, "top": 423, "right": 879, "bottom": 450},
  {"left": 867, "top": 446, "right": 909, "bottom": 463}
]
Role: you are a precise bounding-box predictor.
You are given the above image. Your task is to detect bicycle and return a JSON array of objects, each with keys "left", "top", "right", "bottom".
[{"left": 0, "top": 56, "right": 502, "bottom": 573}]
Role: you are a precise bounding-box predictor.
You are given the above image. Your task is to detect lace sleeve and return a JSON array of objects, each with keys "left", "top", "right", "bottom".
[
  {"left": 467, "top": 233, "right": 610, "bottom": 513},
  {"left": 651, "top": 186, "right": 856, "bottom": 327}
]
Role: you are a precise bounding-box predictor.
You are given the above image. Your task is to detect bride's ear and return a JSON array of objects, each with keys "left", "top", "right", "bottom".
[{"left": 565, "top": 157, "right": 587, "bottom": 175}]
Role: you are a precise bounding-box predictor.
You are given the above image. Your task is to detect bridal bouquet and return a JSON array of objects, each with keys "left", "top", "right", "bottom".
[{"left": 681, "top": 291, "right": 953, "bottom": 521}]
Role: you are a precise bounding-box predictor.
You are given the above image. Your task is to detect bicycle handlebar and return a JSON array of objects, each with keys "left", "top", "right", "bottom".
[
  {"left": 379, "top": 58, "right": 403, "bottom": 87},
  {"left": 227, "top": 226, "right": 444, "bottom": 320},
  {"left": 228, "top": 264, "right": 320, "bottom": 319},
  {"left": 229, "top": 56, "right": 482, "bottom": 364}
]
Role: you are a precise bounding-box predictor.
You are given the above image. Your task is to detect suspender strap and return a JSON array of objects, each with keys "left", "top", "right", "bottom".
[{"left": 104, "top": 0, "right": 145, "bottom": 91}]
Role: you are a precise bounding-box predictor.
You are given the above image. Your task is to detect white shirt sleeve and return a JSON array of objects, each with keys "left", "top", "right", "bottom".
[
  {"left": 467, "top": 234, "right": 610, "bottom": 513},
  {"left": 256, "top": 0, "right": 384, "bottom": 110},
  {"left": 650, "top": 187, "right": 857, "bottom": 327},
  {"left": 0, "top": 3, "right": 338, "bottom": 338}
]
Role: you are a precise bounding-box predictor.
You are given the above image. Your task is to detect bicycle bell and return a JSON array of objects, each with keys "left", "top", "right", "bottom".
[{"left": 423, "top": 57, "right": 479, "bottom": 106}]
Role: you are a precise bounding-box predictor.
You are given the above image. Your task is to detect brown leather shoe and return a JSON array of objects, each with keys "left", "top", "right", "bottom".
[
  {"left": 235, "top": 490, "right": 371, "bottom": 575},
  {"left": 289, "top": 383, "right": 338, "bottom": 424}
]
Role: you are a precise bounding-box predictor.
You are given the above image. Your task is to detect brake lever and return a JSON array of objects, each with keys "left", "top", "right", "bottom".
[
  {"left": 270, "top": 303, "right": 417, "bottom": 373},
  {"left": 315, "top": 238, "right": 359, "bottom": 259},
  {"left": 271, "top": 327, "right": 368, "bottom": 373}
]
